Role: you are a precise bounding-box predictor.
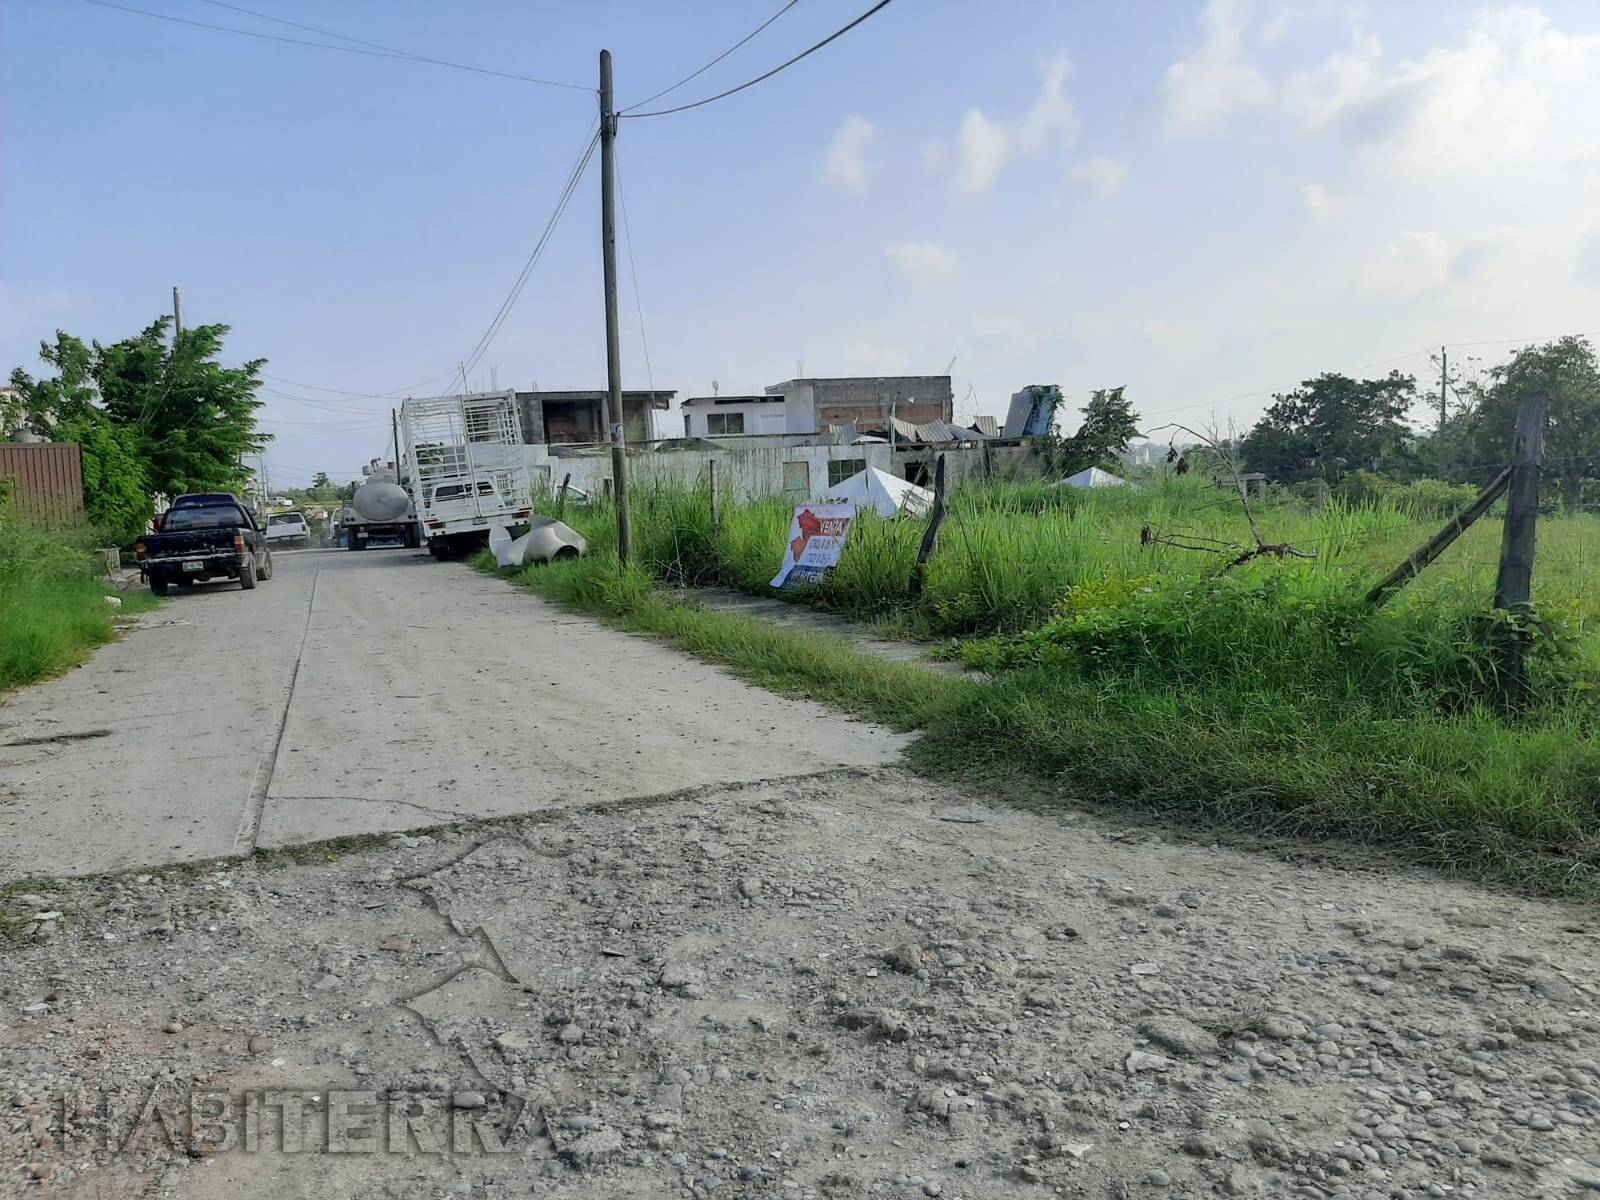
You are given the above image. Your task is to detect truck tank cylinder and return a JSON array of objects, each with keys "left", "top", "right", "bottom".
[{"left": 351, "top": 478, "right": 410, "bottom": 523}]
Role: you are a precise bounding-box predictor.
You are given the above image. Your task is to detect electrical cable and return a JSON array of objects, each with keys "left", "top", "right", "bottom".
[
  {"left": 84, "top": 0, "right": 592, "bottom": 90},
  {"left": 621, "top": 0, "right": 800, "bottom": 113},
  {"left": 614, "top": 143, "right": 657, "bottom": 401},
  {"left": 622, "top": 0, "right": 893, "bottom": 119},
  {"left": 457, "top": 122, "right": 600, "bottom": 381}
]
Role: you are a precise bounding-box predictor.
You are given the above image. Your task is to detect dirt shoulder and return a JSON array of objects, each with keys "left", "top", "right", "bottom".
[{"left": 3, "top": 767, "right": 1597, "bottom": 1199}]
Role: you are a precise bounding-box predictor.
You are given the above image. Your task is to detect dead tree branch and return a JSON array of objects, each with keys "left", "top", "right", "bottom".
[{"left": 1142, "top": 421, "right": 1317, "bottom": 569}]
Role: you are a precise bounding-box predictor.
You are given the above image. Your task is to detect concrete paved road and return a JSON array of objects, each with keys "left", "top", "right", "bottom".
[{"left": 0, "top": 548, "right": 908, "bottom": 879}]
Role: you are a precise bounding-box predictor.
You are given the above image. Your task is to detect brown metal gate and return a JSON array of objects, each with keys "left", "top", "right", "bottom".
[{"left": 0, "top": 443, "right": 85, "bottom": 522}]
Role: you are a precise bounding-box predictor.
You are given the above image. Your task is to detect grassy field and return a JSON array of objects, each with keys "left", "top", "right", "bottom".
[
  {"left": 489, "top": 474, "right": 1600, "bottom": 891},
  {"left": 0, "top": 513, "right": 156, "bottom": 693}
]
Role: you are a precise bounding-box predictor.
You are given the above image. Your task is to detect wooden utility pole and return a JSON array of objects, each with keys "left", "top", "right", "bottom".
[
  {"left": 599, "top": 49, "right": 632, "bottom": 564},
  {"left": 1493, "top": 391, "right": 1547, "bottom": 706},
  {"left": 708, "top": 459, "right": 721, "bottom": 531},
  {"left": 1437, "top": 346, "right": 1448, "bottom": 480},
  {"left": 391, "top": 409, "right": 402, "bottom": 480},
  {"left": 172, "top": 286, "right": 183, "bottom": 340}
]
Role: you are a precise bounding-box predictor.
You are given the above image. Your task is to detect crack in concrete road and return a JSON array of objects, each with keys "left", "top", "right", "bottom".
[{"left": 233, "top": 553, "right": 323, "bottom": 858}]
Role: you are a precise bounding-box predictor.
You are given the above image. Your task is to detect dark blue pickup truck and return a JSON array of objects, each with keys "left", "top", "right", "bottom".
[{"left": 135, "top": 494, "right": 274, "bottom": 595}]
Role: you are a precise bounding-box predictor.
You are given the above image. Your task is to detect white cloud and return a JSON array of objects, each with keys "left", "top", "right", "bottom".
[
  {"left": 919, "top": 139, "right": 948, "bottom": 171},
  {"left": 955, "top": 109, "right": 1010, "bottom": 193},
  {"left": 947, "top": 54, "right": 1080, "bottom": 193},
  {"left": 885, "top": 241, "right": 959, "bottom": 289},
  {"left": 1017, "top": 54, "right": 1080, "bottom": 151},
  {"left": 1358, "top": 230, "right": 1451, "bottom": 299},
  {"left": 1300, "top": 183, "right": 1338, "bottom": 221},
  {"left": 1160, "top": 0, "right": 1271, "bottom": 134},
  {"left": 1069, "top": 156, "right": 1129, "bottom": 198},
  {"left": 1292, "top": 9, "right": 1600, "bottom": 173},
  {"left": 1285, "top": 31, "right": 1380, "bottom": 124},
  {"left": 823, "top": 115, "right": 875, "bottom": 192}
]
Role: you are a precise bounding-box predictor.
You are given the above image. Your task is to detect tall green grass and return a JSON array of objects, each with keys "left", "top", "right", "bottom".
[
  {"left": 508, "top": 476, "right": 1600, "bottom": 888},
  {"left": 0, "top": 513, "right": 155, "bottom": 691}
]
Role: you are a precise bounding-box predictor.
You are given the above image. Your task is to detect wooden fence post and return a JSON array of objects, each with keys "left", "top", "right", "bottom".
[
  {"left": 1493, "top": 391, "right": 1547, "bottom": 705},
  {"left": 908, "top": 454, "right": 948, "bottom": 599},
  {"left": 1365, "top": 467, "right": 1512, "bottom": 606},
  {"left": 555, "top": 472, "right": 571, "bottom": 517},
  {"left": 708, "top": 459, "right": 721, "bottom": 532}
]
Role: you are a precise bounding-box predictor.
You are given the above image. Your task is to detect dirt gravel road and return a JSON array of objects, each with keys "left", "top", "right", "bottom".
[{"left": 3, "top": 768, "right": 1598, "bottom": 1199}]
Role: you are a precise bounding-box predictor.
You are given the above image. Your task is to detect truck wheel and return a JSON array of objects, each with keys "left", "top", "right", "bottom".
[
  {"left": 239, "top": 562, "right": 257, "bottom": 590},
  {"left": 428, "top": 539, "right": 450, "bottom": 561},
  {"left": 404, "top": 524, "right": 421, "bottom": 549},
  {"left": 150, "top": 575, "right": 170, "bottom": 596},
  {"left": 257, "top": 552, "right": 273, "bottom": 581},
  {"left": 345, "top": 529, "right": 358, "bottom": 551}
]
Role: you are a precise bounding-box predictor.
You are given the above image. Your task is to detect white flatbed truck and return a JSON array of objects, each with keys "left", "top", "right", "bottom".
[{"left": 400, "top": 390, "right": 534, "bottom": 560}]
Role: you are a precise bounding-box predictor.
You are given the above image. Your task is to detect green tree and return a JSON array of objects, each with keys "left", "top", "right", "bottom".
[
  {"left": 1044, "top": 387, "right": 1141, "bottom": 476},
  {"left": 93, "top": 318, "right": 268, "bottom": 496},
  {"left": 1074, "top": 386, "right": 1140, "bottom": 465},
  {"left": 310, "top": 471, "right": 332, "bottom": 490},
  {"left": 1241, "top": 371, "right": 1416, "bottom": 483},
  {"left": 1453, "top": 336, "right": 1600, "bottom": 508},
  {"left": 9, "top": 315, "right": 269, "bottom": 541}
]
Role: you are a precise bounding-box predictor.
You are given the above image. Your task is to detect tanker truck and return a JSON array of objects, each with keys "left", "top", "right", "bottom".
[{"left": 337, "top": 463, "right": 422, "bottom": 551}]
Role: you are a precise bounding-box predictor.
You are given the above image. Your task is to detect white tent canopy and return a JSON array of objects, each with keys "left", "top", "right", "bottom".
[
  {"left": 822, "top": 466, "right": 934, "bottom": 518},
  {"left": 1058, "top": 466, "right": 1131, "bottom": 489}
]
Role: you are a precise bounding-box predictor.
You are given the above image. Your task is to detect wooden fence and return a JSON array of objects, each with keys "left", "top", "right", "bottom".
[{"left": 0, "top": 443, "right": 84, "bottom": 522}]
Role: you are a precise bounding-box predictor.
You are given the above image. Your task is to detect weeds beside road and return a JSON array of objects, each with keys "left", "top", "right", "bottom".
[
  {"left": 484, "top": 477, "right": 1600, "bottom": 893},
  {"left": 0, "top": 516, "right": 155, "bottom": 693}
]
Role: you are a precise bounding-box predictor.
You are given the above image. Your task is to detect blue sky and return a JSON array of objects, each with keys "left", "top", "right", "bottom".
[{"left": 5, "top": 0, "right": 1600, "bottom": 486}]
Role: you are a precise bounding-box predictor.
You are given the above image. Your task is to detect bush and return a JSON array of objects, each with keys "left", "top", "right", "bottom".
[
  {"left": 0, "top": 502, "right": 154, "bottom": 691},
  {"left": 58, "top": 416, "right": 153, "bottom": 546},
  {"left": 1337, "top": 470, "right": 1481, "bottom": 518}
]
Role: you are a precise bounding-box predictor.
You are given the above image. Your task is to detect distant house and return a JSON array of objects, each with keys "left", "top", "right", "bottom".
[
  {"left": 680, "top": 393, "right": 793, "bottom": 438},
  {"left": 515, "top": 389, "right": 675, "bottom": 446},
  {"left": 762, "top": 375, "right": 953, "bottom": 436}
]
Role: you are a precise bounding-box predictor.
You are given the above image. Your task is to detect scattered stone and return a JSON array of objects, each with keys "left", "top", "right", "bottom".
[
  {"left": 737, "top": 877, "right": 762, "bottom": 899},
  {"left": 451, "top": 1091, "right": 486, "bottom": 1110},
  {"left": 1139, "top": 1016, "right": 1218, "bottom": 1058},
  {"left": 247, "top": 1035, "right": 274, "bottom": 1055},
  {"left": 163, "top": 1020, "right": 184, "bottom": 1034},
  {"left": 884, "top": 942, "right": 923, "bottom": 974},
  {"left": 563, "top": 1129, "right": 623, "bottom": 1165},
  {"left": 1125, "top": 1050, "right": 1172, "bottom": 1075}
]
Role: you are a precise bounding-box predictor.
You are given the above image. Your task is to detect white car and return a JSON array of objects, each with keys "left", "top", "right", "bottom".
[{"left": 264, "top": 511, "right": 311, "bottom": 544}]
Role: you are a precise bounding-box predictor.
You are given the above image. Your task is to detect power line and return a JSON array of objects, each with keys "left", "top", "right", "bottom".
[
  {"left": 84, "top": 0, "right": 592, "bottom": 91},
  {"left": 614, "top": 143, "right": 657, "bottom": 401},
  {"left": 458, "top": 122, "right": 600, "bottom": 380},
  {"left": 622, "top": 0, "right": 800, "bottom": 113},
  {"left": 623, "top": 0, "right": 894, "bottom": 119}
]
